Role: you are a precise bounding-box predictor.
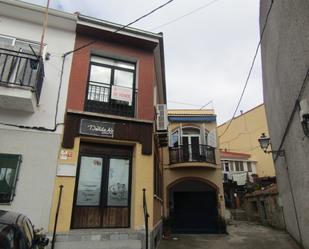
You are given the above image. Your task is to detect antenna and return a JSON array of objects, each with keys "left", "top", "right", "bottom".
[{"left": 39, "top": 0, "right": 51, "bottom": 56}]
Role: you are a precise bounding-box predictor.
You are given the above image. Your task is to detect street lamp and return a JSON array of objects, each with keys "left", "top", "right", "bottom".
[{"left": 258, "top": 133, "right": 285, "bottom": 157}]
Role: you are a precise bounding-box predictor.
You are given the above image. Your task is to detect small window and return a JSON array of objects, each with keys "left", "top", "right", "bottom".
[
  {"left": 239, "top": 161, "right": 244, "bottom": 171},
  {"left": 107, "top": 158, "right": 130, "bottom": 206},
  {"left": 0, "top": 154, "right": 22, "bottom": 203},
  {"left": 87, "top": 56, "right": 135, "bottom": 106},
  {"left": 229, "top": 162, "right": 234, "bottom": 171},
  {"left": 235, "top": 161, "right": 244, "bottom": 171},
  {"left": 247, "top": 162, "right": 252, "bottom": 172},
  {"left": 171, "top": 130, "right": 179, "bottom": 147},
  {"left": 224, "top": 162, "right": 229, "bottom": 172}
]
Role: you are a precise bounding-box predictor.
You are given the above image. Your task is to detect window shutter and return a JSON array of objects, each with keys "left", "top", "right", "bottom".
[
  {"left": 0, "top": 154, "right": 21, "bottom": 203},
  {"left": 207, "top": 129, "right": 217, "bottom": 148}
]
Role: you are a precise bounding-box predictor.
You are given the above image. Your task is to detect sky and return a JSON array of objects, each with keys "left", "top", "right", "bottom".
[{"left": 23, "top": 0, "right": 263, "bottom": 124}]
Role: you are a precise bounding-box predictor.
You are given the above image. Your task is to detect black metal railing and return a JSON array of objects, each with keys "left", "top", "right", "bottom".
[
  {"left": 51, "top": 185, "right": 63, "bottom": 249},
  {"left": 85, "top": 84, "right": 135, "bottom": 117},
  {"left": 142, "top": 188, "right": 149, "bottom": 249},
  {"left": 0, "top": 48, "right": 44, "bottom": 102},
  {"left": 169, "top": 144, "right": 216, "bottom": 164}
]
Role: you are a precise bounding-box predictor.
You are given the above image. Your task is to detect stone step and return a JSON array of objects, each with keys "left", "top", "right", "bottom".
[
  {"left": 230, "top": 209, "right": 247, "bottom": 221},
  {"left": 54, "top": 240, "right": 142, "bottom": 249},
  {"left": 51, "top": 229, "right": 145, "bottom": 249}
]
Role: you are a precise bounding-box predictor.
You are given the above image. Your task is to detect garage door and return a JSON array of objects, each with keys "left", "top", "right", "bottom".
[{"left": 173, "top": 191, "right": 219, "bottom": 233}]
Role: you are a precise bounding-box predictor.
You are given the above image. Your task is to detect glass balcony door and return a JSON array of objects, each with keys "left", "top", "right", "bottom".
[{"left": 182, "top": 135, "right": 200, "bottom": 161}]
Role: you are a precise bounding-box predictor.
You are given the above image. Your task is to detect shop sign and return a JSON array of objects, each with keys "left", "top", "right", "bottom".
[{"left": 80, "top": 119, "right": 114, "bottom": 138}]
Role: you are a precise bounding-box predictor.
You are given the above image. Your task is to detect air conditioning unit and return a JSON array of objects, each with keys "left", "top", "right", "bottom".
[{"left": 156, "top": 104, "right": 168, "bottom": 131}]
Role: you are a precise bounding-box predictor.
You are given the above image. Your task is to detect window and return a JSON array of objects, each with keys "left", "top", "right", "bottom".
[
  {"left": 0, "top": 154, "right": 21, "bottom": 203},
  {"left": 171, "top": 130, "right": 179, "bottom": 147},
  {"left": 235, "top": 161, "right": 244, "bottom": 171},
  {"left": 230, "top": 162, "right": 235, "bottom": 171},
  {"left": 247, "top": 162, "right": 252, "bottom": 172},
  {"left": 224, "top": 162, "right": 229, "bottom": 172},
  {"left": 107, "top": 158, "right": 130, "bottom": 206},
  {"left": 0, "top": 35, "right": 42, "bottom": 88},
  {"left": 0, "top": 35, "right": 40, "bottom": 54},
  {"left": 85, "top": 56, "right": 136, "bottom": 117}
]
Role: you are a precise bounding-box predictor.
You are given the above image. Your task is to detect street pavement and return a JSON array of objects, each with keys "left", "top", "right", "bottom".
[{"left": 158, "top": 221, "right": 301, "bottom": 249}]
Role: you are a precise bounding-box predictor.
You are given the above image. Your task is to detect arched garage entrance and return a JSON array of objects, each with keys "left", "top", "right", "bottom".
[{"left": 168, "top": 177, "right": 219, "bottom": 233}]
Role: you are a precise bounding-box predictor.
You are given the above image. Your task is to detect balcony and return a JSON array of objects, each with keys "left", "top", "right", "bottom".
[
  {"left": 0, "top": 48, "right": 44, "bottom": 112},
  {"left": 85, "top": 84, "right": 135, "bottom": 117},
  {"left": 169, "top": 144, "right": 216, "bottom": 166}
]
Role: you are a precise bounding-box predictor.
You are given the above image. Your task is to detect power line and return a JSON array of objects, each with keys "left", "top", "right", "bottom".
[
  {"left": 1, "top": 0, "right": 175, "bottom": 132},
  {"left": 151, "top": 0, "right": 220, "bottom": 31},
  {"left": 219, "top": 0, "right": 274, "bottom": 139},
  {"left": 168, "top": 100, "right": 203, "bottom": 107},
  {"left": 64, "top": 0, "right": 175, "bottom": 57}
]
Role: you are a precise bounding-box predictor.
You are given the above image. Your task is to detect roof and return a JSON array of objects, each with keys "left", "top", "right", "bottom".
[
  {"left": 0, "top": 0, "right": 77, "bottom": 31},
  {"left": 245, "top": 184, "right": 278, "bottom": 197},
  {"left": 168, "top": 109, "right": 216, "bottom": 123},
  {"left": 168, "top": 109, "right": 215, "bottom": 115},
  {"left": 220, "top": 150, "right": 251, "bottom": 160},
  {"left": 218, "top": 103, "right": 264, "bottom": 127},
  {"left": 78, "top": 14, "right": 162, "bottom": 43},
  {"left": 168, "top": 116, "right": 216, "bottom": 123}
]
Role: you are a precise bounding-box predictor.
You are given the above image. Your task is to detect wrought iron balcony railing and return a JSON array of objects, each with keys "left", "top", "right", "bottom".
[
  {"left": 0, "top": 48, "right": 44, "bottom": 102},
  {"left": 169, "top": 144, "right": 216, "bottom": 164},
  {"left": 85, "top": 83, "right": 135, "bottom": 117}
]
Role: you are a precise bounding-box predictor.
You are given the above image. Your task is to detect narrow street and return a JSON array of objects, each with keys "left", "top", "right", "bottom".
[{"left": 158, "top": 221, "right": 301, "bottom": 249}]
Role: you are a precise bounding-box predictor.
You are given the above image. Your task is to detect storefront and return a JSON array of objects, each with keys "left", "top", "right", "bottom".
[{"left": 49, "top": 111, "right": 155, "bottom": 232}]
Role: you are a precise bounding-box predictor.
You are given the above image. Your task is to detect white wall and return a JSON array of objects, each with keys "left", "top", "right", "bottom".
[
  {"left": 0, "top": 8, "right": 76, "bottom": 132},
  {"left": 0, "top": 1, "right": 76, "bottom": 230},
  {"left": 0, "top": 129, "right": 61, "bottom": 229}
]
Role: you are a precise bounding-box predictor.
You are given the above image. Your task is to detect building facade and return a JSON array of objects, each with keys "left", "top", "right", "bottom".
[
  {"left": 218, "top": 104, "right": 275, "bottom": 177},
  {"left": 260, "top": 0, "right": 309, "bottom": 248},
  {"left": 163, "top": 109, "right": 225, "bottom": 234},
  {"left": 221, "top": 150, "right": 257, "bottom": 209},
  {"left": 0, "top": 0, "right": 76, "bottom": 230},
  {"left": 47, "top": 14, "right": 167, "bottom": 249},
  {"left": 243, "top": 184, "right": 285, "bottom": 230}
]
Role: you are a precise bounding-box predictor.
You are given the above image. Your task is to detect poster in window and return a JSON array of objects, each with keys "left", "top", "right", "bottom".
[
  {"left": 111, "top": 85, "right": 132, "bottom": 104},
  {"left": 76, "top": 156, "right": 103, "bottom": 206},
  {"left": 107, "top": 159, "right": 129, "bottom": 206}
]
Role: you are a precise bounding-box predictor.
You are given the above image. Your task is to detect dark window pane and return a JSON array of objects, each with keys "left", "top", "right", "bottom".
[
  {"left": 247, "top": 162, "right": 252, "bottom": 172},
  {"left": 0, "top": 154, "right": 21, "bottom": 203},
  {"left": 107, "top": 158, "right": 129, "bottom": 206},
  {"left": 171, "top": 130, "right": 179, "bottom": 147}
]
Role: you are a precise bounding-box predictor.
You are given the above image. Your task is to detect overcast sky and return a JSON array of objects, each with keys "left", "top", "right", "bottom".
[{"left": 24, "top": 0, "right": 263, "bottom": 124}]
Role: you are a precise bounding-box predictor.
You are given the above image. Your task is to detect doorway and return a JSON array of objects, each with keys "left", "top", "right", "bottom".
[{"left": 71, "top": 143, "right": 132, "bottom": 229}]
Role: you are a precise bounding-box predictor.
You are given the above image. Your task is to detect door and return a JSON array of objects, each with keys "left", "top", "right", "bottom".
[
  {"left": 72, "top": 143, "right": 132, "bottom": 229},
  {"left": 182, "top": 135, "right": 200, "bottom": 161},
  {"left": 173, "top": 191, "right": 219, "bottom": 233}
]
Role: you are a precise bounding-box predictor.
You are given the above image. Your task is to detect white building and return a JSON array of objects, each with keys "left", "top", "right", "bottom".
[
  {"left": 220, "top": 150, "right": 257, "bottom": 185},
  {"left": 0, "top": 0, "right": 76, "bottom": 230}
]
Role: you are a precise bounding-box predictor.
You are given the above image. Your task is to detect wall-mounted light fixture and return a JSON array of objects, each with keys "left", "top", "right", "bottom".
[
  {"left": 299, "top": 99, "right": 309, "bottom": 137},
  {"left": 258, "top": 133, "right": 285, "bottom": 157}
]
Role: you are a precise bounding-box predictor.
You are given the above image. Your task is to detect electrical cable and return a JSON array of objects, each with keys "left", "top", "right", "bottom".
[
  {"left": 1, "top": 0, "right": 175, "bottom": 132},
  {"left": 151, "top": 0, "right": 220, "bottom": 31},
  {"left": 219, "top": 0, "right": 274, "bottom": 139},
  {"left": 168, "top": 100, "right": 202, "bottom": 107},
  {"left": 64, "top": 0, "right": 175, "bottom": 57}
]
